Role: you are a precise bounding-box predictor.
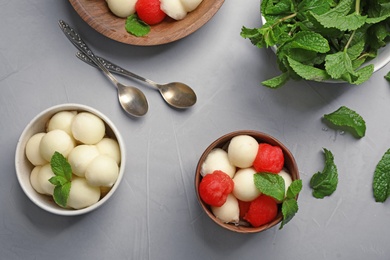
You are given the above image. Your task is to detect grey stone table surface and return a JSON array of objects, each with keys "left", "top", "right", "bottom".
[{"left": 1, "top": 1, "right": 390, "bottom": 259}]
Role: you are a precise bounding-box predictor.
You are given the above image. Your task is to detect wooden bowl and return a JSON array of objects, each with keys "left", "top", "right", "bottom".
[
  {"left": 69, "top": 0, "right": 225, "bottom": 46},
  {"left": 195, "top": 130, "right": 300, "bottom": 233}
]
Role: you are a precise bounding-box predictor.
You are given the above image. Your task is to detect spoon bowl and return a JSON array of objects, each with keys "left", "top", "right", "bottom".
[
  {"left": 76, "top": 52, "right": 197, "bottom": 109},
  {"left": 118, "top": 83, "right": 148, "bottom": 117},
  {"left": 158, "top": 82, "right": 197, "bottom": 109}
]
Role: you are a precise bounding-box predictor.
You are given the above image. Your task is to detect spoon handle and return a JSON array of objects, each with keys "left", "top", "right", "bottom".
[
  {"left": 58, "top": 20, "right": 119, "bottom": 86},
  {"left": 75, "top": 52, "right": 158, "bottom": 88}
]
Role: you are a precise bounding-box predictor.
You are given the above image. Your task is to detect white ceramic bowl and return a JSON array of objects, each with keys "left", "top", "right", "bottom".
[{"left": 15, "top": 103, "right": 126, "bottom": 216}]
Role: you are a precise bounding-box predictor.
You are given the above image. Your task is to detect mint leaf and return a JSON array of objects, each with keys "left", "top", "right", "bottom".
[
  {"left": 373, "top": 149, "right": 390, "bottom": 202},
  {"left": 262, "top": 73, "right": 289, "bottom": 88},
  {"left": 125, "top": 14, "right": 150, "bottom": 37},
  {"left": 323, "top": 106, "right": 366, "bottom": 138},
  {"left": 311, "top": 0, "right": 367, "bottom": 31},
  {"left": 286, "top": 179, "right": 302, "bottom": 199},
  {"left": 50, "top": 152, "right": 72, "bottom": 208},
  {"left": 325, "top": 51, "right": 355, "bottom": 79},
  {"left": 254, "top": 173, "right": 285, "bottom": 202},
  {"left": 287, "top": 56, "right": 330, "bottom": 81},
  {"left": 280, "top": 198, "right": 298, "bottom": 229},
  {"left": 385, "top": 71, "right": 390, "bottom": 81},
  {"left": 279, "top": 180, "right": 302, "bottom": 229},
  {"left": 49, "top": 176, "right": 69, "bottom": 186},
  {"left": 51, "top": 151, "right": 72, "bottom": 181},
  {"left": 310, "top": 148, "right": 338, "bottom": 199},
  {"left": 53, "top": 182, "right": 71, "bottom": 208}
]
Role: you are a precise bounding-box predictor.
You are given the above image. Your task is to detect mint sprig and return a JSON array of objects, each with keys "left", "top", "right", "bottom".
[
  {"left": 323, "top": 106, "right": 366, "bottom": 138},
  {"left": 310, "top": 148, "right": 338, "bottom": 199},
  {"left": 254, "top": 173, "right": 302, "bottom": 229},
  {"left": 49, "top": 151, "right": 72, "bottom": 208}
]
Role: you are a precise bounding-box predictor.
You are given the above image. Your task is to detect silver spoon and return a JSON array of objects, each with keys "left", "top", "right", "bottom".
[
  {"left": 58, "top": 20, "right": 148, "bottom": 117},
  {"left": 76, "top": 52, "right": 197, "bottom": 109}
]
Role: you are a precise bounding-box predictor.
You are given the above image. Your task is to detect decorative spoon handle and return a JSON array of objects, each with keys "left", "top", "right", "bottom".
[
  {"left": 58, "top": 20, "right": 118, "bottom": 85},
  {"left": 75, "top": 52, "right": 156, "bottom": 87}
]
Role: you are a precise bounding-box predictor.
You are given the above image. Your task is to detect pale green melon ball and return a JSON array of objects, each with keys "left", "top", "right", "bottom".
[
  {"left": 232, "top": 167, "right": 261, "bottom": 202},
  {"left": 227, "top": 135, "right": 258, "bottom": 168},
  {"left": 71, "top": 112, "right": 105, "bottom": 145},
  {"left": 67, "top": 177, "right": 101, "bottom": 209},
  {"left": 25, "top": 132, "right": 47, "bottom": 166}
]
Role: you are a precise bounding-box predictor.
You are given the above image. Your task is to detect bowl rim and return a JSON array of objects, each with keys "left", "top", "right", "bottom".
[
  {"left": 195, "top": 130, "right": 300, "bottom": 233},
  {"left": 15, "top": 103, "right": 126, "bottom": 216}
]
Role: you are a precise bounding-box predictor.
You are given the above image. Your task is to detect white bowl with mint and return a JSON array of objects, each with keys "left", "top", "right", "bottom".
[
  {"left": 15, "top": 104, "right": 125, "bottom": 216},
  {"left": 242, "top": 0, "right": 390, "bottom": 88}
]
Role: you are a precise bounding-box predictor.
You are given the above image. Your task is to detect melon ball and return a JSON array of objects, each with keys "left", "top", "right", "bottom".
[
  {"left": 37, "top": 164, "right": 56, "bottom": 195},
  {"left": 67, "top": 177, "right": 101, "bottom": 209},
  {"left": 68, "top": 145, "right": 100, "bottom": 177},
  {"left": 25, "top": 132, "right": 47, "bottom": 166},
  {"left": 279, "top": 169, "right": 292, "bottom": 196},
  {"left": 232, "top": 167, "right": 261, "bottom": 202},
  {"left": 46, "top": 111, "right": 77, "bottom": 136},
  {"left": 161, "top": 0, "right": 187, "bottom": 20},
  {"left": 211, "top": 194, "right": 239, "bottom": 224},
  {"left": 30, "top": 165, "right": 45, "bottom": 194},
  {"left": 228, "top": 135, "right": 258, "bottom": 168},
  {"left": 96, "top": 138, "right": 121, "bottom": 165},
  {"left": 39, "top": 129, "right": 75, "bottom": 161},
  {"left": 85, "top": 155, "right": 119, "bottom": 187},
  {"left": 106, "top": 0, "right": 137, "bottom": 18},
  {"left": 201, "top": 148, "right": 236, "bottom": 178},
  {"left": 71, "top": 112, "right": 105, "bottom": 145},
  {"left": 180, "top": 0, "right": 203, "bottom": 12}
]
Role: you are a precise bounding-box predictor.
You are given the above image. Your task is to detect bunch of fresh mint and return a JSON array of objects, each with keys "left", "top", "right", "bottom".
[{"left": 241, "top": 0, "right": 390, "bottom": 88}]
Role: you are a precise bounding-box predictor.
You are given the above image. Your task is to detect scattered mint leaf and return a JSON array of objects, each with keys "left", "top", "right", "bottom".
[
  {"left": 254, "top": 173, "right": 285, "bottom": 202},
  {"left": 385, "top": 71, "right": 390, "bottom": 82},
  {"left": 310, "top": 148, "right": 338, "bottom": 199},
  {"left": 373, "top": 149, "right": 390, "bottom": 202},
  {"left": 50, "top": 151, "right": 72, "bottom": 208},
  {"left": 125, "top": 14, "right": 150, "bottom": 37},
  {"left": 323, "top": 106, "right": 366, "bottom": 138},
  {"left": 280, "top": 197, "right": 298, "bottom": 229}
]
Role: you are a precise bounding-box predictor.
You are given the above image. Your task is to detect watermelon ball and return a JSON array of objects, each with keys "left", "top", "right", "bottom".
[
  {"left": 135, "top": 0, "right": 166, "bottom": 25},
  {"left": 244, "top": 195, "right": 278, "bottom": 227},
  {"left": 199, "top": 170, "right": 234, "bottom": 207},
  {"left": 253, "top": 143, "right": 284, "bottom": 174},
  {"left": 238, "top": 199, "right": 251, "bottom": 219}
]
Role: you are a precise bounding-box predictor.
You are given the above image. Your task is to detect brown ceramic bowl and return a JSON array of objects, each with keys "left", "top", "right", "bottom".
[{"left": 195, "top": 130, "right": 299, "bottom": 233}]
